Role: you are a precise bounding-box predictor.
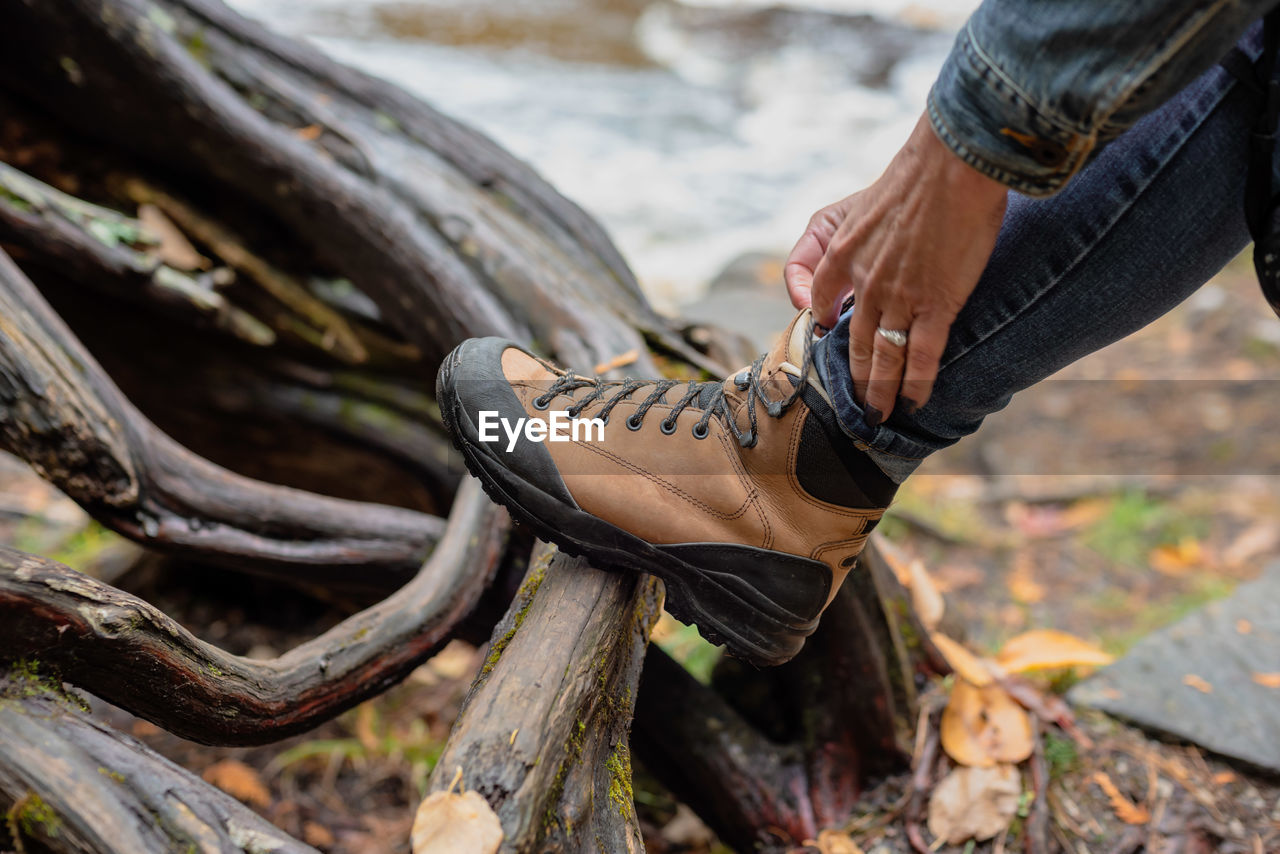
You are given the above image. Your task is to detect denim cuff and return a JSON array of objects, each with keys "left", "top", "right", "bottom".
[
  {"left": 814, "top": 317, "right": 929, "bottom": 484},
  {"left": 928, "top": 24, "right": 1097, "bottom": 198}
]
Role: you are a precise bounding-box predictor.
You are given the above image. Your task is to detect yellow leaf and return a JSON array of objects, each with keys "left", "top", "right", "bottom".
[
  {"left": 931, "top": 633, "right": 994, "bottom": 687},
  {"left": 1091, "top": 772, "right": 1150, "bottom": 825},
  {"left": 1007, "top": 552, "right": 1045, "bottom": 604},
  {"left": 1149, "top": 538, "right": 1203, "bottom": 576},
  {"left": 202, "top": 759, "right": 271, "bottom": 808},
  {"left": 874, "top": 535, "right": 914, "bottom": 587},
  {"left": 805, "top": 829, "right": 865, "bottom": 854},
  {"left": 995, "top": 629, "right": 1113, "bottom": 674},
  {"left": 941, "top": 679, "right": 1034, "bottom": 767},
  {"left": 927, "top": 764, "right": 1021, "bottom": 844},
  {"left": 1182, "top": 674, "right": 1213, "bottom": 694},
  {"left": 907, "top": 558, "right": 945, "bottom": 631},
  {"left": 137, "top": 203, "right": 209, "bottom": 271},
  {"left": 1252, "top": 672, "right": 1280, "bottom": 689},
  {"left": 355, "top": 701, "right": 379, "bottom": 751},
  {"left": 412, "top": 789, "right": 503, "bottom": 854},
  {"left": 593, "top": 349, "right": 639, "bottom": 374}
]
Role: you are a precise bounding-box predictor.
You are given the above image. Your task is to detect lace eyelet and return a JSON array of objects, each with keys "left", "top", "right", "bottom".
[
  {"left": 626, "top": 414, "right": 644, "bottom": 431},
  {"left": 734, "top": 371, "right": 750, "bottom": 390},
  {"left": 659, "top": 419, "right": 677, "bottom": 435},
  {"left": 691, "top": 422, "right": 709, "bottom": 440},
  {"left": 532, "top": 395, "right": 551, "bottom": 411}
]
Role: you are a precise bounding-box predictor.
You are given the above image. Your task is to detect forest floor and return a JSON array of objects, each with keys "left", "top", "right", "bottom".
[{"left": 2, "top": 259, "right": 1279, "bottom": 853}]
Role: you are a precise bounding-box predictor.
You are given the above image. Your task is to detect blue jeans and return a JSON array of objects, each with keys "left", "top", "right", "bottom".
[{"left": 815, "top": 26, "right": 1270, "bottom": 483}]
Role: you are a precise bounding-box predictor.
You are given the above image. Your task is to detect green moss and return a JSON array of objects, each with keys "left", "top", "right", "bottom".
[
  {"left": 2, "top": 659, "right": 88, "bottom": 712},
  {"left": 479, "top": 553, "right": 550, "bottom": 677},
  {"left": 604, "top": 744, "right": 634, "bottom": 817},
  {"left": 0, "top": 184, "right": 33, "bottom": 213},
  {"left": 97, "top": 767, "right": 126, "bottom": 784},
  {"left": 6, "top": 792, "right": 62, "bottom": 843}
]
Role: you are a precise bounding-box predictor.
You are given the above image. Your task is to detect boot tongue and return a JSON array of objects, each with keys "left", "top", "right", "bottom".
[
  {"left": 716, "top": 309, "right": 819, "bottom": 409},
  {"left": 764, "top": 308, "right": 813, "bottom": 378}
]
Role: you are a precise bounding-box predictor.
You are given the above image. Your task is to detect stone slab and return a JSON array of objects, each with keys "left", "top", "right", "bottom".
[{"left": 1069, "top": 562, "right": 1280, "bottom": 772}]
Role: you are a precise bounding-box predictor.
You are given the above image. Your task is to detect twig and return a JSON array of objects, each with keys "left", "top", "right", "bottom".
[{"left": 1025, "top": 714, "right": 1051, "bottom": 854}]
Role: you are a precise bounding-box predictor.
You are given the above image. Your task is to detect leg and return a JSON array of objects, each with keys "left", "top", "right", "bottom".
[{"left": 817, "top": 25, "right": 1267, "bottom": 480}]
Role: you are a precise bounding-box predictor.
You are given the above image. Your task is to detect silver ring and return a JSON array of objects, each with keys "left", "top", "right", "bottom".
[{"left": 876, "top": 326, "right": 908, "bottom": 347}]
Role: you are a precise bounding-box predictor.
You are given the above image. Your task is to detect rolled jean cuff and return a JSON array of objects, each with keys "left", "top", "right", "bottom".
[
  {"left": 928, "top": 24, "right": 1096, "bottom": 198},
  {"left": 814, "top": 312, "right": 929, "bottom": 484}
]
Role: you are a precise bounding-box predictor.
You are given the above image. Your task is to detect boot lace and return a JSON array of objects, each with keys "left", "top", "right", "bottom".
[{"left": 531, "top": 317, "right": 816, "bottom": 449}]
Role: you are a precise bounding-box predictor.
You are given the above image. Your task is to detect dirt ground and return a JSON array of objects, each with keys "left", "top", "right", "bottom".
[{"left": 3, "top": 261, "right": 1279, "bottom": 853}]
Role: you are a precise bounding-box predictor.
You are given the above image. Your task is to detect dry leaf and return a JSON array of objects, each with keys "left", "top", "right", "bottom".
[
  {"left": 931, "top": 633, "right": 994, "bottom": 687},
  {"left": 874, "top": 535, "right": 914, "bottom": 587},
  {"left": 1237, "top": 619, "right": 1254, "bottom": 635},
  {"left": 1007, "top": 552, "right": 1045, "bottom": 604},
  {"left": 355, "top": 701, "right": 379, "bottom": 751},
  {"left": 137, "top": 203, "right": 209, "bottom": 271},
  {"left": 303, "top": 821, "right": 335, "bottom": 848},
  {"left": 1252, "top": 672, "right": 1280, "bottom": 689},
  {"left": 1211, "top": 771, "right": 1237, "bottom": 785},
  {"left": 933, "top": 563, "right": 985, "bottom": 593},
  {"left": 1150, "top": 538, "right": 1203, "bottom": 576},
  {"left": 941, "top": 679, "right": 1034, "bottom": 767},
  {"left": 1182, "top": 674, "right": 1213, "bottom": 694},
  {"left": 995, "top": 629, "right": 1113, "bottom": 674},
  {"left": 1091, "top": 772, "right": 1150, "bottom": 825},
  {"left": 805, "top": 829, "right": 865, "bottom": 854},
  {"left": 593, "top": 349, "right": 639, "bottom": 374},
  {"left": 907, "top": 558, "right": 945, "bottom": 630},
  {"left": 927, "top": 764, "right": 1021, "bottom": 844},
  {"left": 295, "top": 124, "right": 323, "bottom": 141},
  {"left": 412, "top": 789, "right": 503, "bottom": 854},
  {"left": 202, "top": 759, "right": 271, "bottom": 808},
  {"left": 1222, "top": 523, "right": 1279, "bottom": 568}
]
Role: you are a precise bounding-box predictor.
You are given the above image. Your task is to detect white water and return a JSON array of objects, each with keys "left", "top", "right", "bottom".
[{"left": 229, "top": 0, "right": 973, "bottom": 311}]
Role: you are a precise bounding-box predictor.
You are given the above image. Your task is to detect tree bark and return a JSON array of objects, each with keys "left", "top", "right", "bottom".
[
  {"left": 0, "top": 247, "right": 446, "bottom": 592},
  {"left": 633, "top": 538, "right": 944, "bottom": 853},
  {"left": 0, "top": 688, "right": 319, "bottom": 854},
  {"left": 0, "top": 479, "right": 507, "bottom": 745},
  {"left": 428, "top": 544, "right": 661, "bottom": 854},
  {"left": 0, "top": 0, "right": 717, "bottom": 377}
]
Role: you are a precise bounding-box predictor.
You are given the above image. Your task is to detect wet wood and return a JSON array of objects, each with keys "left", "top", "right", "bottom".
[
  {"left": 0, "top": 688, "right": 319, "bottom": 854},
  {"left": 0, "top": 248, "right": 445, "bottom": 592},
  {"left": 633, "top": 539, "right": 942, "bottom": 853},
  {"left": 0, "top": 479, "right": 507, "bottom": 745},
  {"left": 428, "top": 544, "right": 660, "bottom": 854}
]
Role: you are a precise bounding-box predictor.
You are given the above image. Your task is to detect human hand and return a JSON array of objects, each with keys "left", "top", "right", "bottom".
[{"left": 784, "top": 113, "right": 1008, "bottom": 424}]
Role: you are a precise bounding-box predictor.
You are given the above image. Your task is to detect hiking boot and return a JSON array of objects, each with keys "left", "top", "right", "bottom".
[{"left": 436, "top": 310, "right": 897, "bottom": 666}]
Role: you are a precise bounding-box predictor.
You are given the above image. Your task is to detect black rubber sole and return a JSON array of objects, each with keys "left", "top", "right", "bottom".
[{"left": 436, "top": 345, "right": 820, "bottom": 667}]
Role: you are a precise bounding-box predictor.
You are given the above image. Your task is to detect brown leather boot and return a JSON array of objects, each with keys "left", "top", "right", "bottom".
[{"left": 436, "top": 310, "right": 896, "bottom": 666}]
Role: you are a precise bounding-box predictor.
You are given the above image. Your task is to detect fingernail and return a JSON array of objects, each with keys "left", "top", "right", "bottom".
[
  {"left": 899, "top": 396, "right": 920, "bottom": 416},
  {"left": 863, "top": 405, "right": 883, "bottom": 429}
]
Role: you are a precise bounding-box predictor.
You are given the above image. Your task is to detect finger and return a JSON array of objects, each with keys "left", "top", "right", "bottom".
[
  {"left": 786, "top": 207, "right": 846, "bottom": 315},
  {"left": 899, "top": 312, "right": 952, "bottom": 412},
  {"left": 863, "top": 307, "right": 912, "bottom": 426},
  {"left": 847, "top": 293, "right": 879, "bottom": 406},
  {"left": 783, "top": 231, "right": 823, "bottom": 310},
  {"left": 811, "top": 247, "right": 857, "bottom": 331}
]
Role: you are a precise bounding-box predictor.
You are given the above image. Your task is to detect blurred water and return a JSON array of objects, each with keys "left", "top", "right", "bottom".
[{"left": 229, "top": 0, "right": 972, "bottom": 310}]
